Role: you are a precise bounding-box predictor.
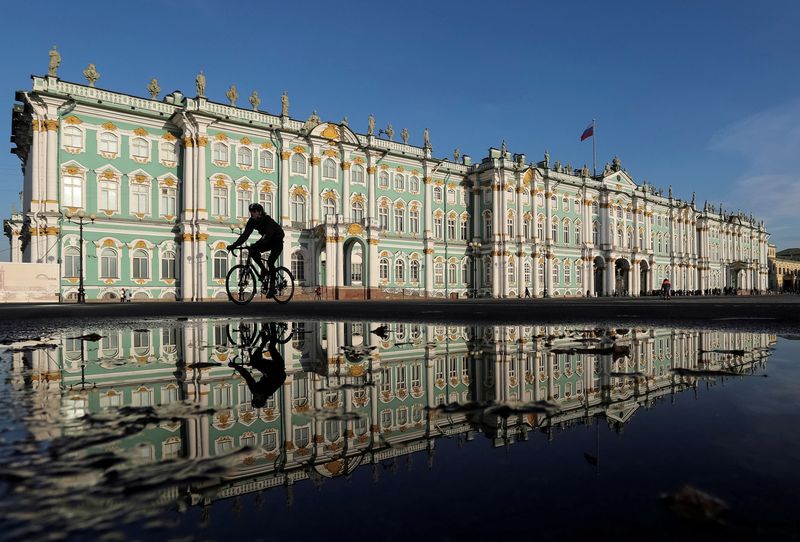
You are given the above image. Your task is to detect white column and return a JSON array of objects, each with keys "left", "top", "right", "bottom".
[
  {"left": 45, "top": 119, "right": 58, "bottom": 213},
  {"left": 368, "top": 165, "right": 377, "bottom": 223},
  {"left": 342, "top": 162, "right": 351, "bottom": 221},
  {"left": 605, "top": 257, "right": 615, "bottom": 295},
  {"left": 545, "top": 254, "right": 552, "bottom": 297},
  {"left": 310, "top": 154, "right": 320, "bottom": 226},
  {"left": 280, "top": 150, "right": 291, "bottom": 223},
  {"left": 334, "top": 237, "right": 344, "bottom": 289},
  {"left": 532, "top": 254, "right": 541, "bottom": 297},
  {"left": 425, "top": 248, "right": 433, "bottom": 297},
  {"left": 586, "top": 258, "right": 595, "bottom": 296}
]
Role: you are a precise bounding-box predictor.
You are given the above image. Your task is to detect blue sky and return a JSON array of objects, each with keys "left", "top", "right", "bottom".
[{"left": 1, "top": 0, "right": 798, "bottom": 259}]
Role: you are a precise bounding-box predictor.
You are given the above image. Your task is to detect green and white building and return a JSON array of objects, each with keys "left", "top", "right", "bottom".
[{"left": 4, "top": 69, "right": 770, "bottom": 301}]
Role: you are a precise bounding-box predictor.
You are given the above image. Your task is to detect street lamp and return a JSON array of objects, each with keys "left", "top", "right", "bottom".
[
  {"left": 66, "top": 209, "right": 95, "bottom": 303},
  {"left": 469, "top": 241, "right": 482, "bottom": 297}
]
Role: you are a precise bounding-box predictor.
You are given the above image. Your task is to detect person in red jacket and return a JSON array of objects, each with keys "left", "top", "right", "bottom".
[
  {"left": 661, "top": 278, "right": 671, "bottom": 299},
  {"left": 228, "top": 203, "right": 285, "bottom": 297}
]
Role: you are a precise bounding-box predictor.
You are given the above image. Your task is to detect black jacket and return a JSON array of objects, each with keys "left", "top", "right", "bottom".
[{"left": 231, "top": 214, "right": 284, "bottom": 248}]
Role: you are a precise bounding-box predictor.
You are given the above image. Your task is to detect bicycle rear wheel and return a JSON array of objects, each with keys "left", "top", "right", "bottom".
[
  {"left": 226, "top": 264, "right": 257, "bottom": 305},
  {"left": 272, "top": 266, "right": 295, "bottom": 304}
]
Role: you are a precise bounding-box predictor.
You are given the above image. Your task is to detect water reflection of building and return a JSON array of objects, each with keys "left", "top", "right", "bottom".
[{"left": 10, "top": 320, "right": 775, "bottom": 503}]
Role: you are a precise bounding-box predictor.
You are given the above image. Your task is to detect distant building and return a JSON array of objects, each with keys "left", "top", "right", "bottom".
[
  {"left": 769, "top": 245, "right": 800, "bottom": 292},
  {"left": 4, "top": 70, "right": 770, "bottom": 301}
]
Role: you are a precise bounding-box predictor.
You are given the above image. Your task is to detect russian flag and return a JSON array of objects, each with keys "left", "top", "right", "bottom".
[{"left": 580, "top": 121, "right": 594, "bottom": 142}]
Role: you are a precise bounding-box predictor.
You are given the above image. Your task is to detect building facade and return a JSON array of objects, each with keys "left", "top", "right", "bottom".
[
  {"left": 11, "top": 318, "right": 775, "bottom": 506},
  {"left": 5, "top": 72, "right": 771, "bottom": 301}
]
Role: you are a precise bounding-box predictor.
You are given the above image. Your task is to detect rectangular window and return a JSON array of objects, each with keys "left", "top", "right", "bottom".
[
  {"left": 160, "top": 187, "right": 176, "bottom": 217},
  {"left": 130, "top": 184, "right": 149, "bottom": 214},
  {"left": 99, "top": 181, "right": 117, "bottom": 211},
  {"left": 351, "top": 262, "right": 362, "bottom": 282},
  {"left": 434, "top": 218, "right": 443, "bottom": 239},
  {"left": 63, "top": 176, "right": 82, "bottom": 208},
  {"left": 461, "top": 219, "right": 468, "bottom": 240},
  {"left": 212, "top": 187, "right": 228, "bottom": 216},
  {"left": 236, "top": 190, "right": 251, "bottom": 218},
  {"left": 161, "top": 254, "right": 175, "bottom": 279},
  {"left": 410, "top": 211, "right": 419, "bottom": 234}
]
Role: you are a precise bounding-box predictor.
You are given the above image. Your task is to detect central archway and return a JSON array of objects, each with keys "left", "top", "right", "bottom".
[
  {"left": 615, "top": 259, "right": 631, "bottom": 296},
  {"left": 593, "top": 256, "right": 605, "bottom": 296},
  {"left": 639, "top": 260, "right": 650, "bottom": 295}
]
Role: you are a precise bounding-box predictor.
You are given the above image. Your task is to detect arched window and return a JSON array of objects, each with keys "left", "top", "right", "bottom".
[
  {"left": 638, "top": 228, "right": 644, "bottom": 249},
  {"left": 575, "top": 221, "right": 582, "bottom": 244},
  {"left": 131, "top": 138, "right": 149, "bottom": 159},
  {"left": 537, "top": 217, "right": 544, "bottom": 240},
  {"left": 484, "top": 213, "right": 492, "bottom": 237},
  {"left": 395, "top": 260, "right": 405, "bottom": 282},
  {"left": 577, "top": 263, "right": 583, "bottom": 285},
  {"left": 322, "top": 158, "right": 336, "bottom": 179},
  {"left": 98, "top": 180, "right": 118, "bottom": 212},
  {"left": 564, "top": 261, "right": 572, "bottom": 284},
  {"left": 132, "top": 249, "right": 149, "bottom": 279},
  {"left": 64, "top": 247, "right": 80, "bottom": 278},
  {"left": 591, "top": 201, "right": 599, "bottom": 215},
  {"left": 379, "top": 258, "right": 389, "bottom": 280},
  {"left": 434, "top": 216, "right": 443, "bottom": 238},
  {"left": 484, "top": 259, "right": 492, "bottom": 287},
  {"left": 617, "top": 228, "right": 624, "bottom": 247},
  {"left": 626, "top": 229, "right": 632, "bottom": 248},
  {"left": 99, "top": 132, "right": 119, "bottom": 154},
  {"left": 536, "top": 193, "right": 544, "bottom": 207},
  {"left": 523, "top": 218, "right": 531, "bottom": 240},
  {"left": 562, "top": 196, "right": 570, "bottom": 212},
  {"left": 64, "top": 126, "right": 83, "bottom": 149},
  {"left": 448, "top": 215, "right": 457, "bottom": 239},
  {"left": 212, "top": 142, "right": 228, "bottom": 162},
  {"left": 291, "top": 253, "right": 305, "bottom": 281},
  {"left": 433, "top": 186, "right": 443, "bottom": 201},
  {"left": 290, "top": 194, "right": 306, "bottom": 222},
  {"left": 237, "top": 146, "right": 253, "bottom": 167},
  {"left": 563, "top": 220, "right": 570, "bottom": 244},
  {"left": 323, "top": 198, "right": 336, "bottom": 218},
  {"left": 290, "top": 154, "right": 306, "bottom": 174},
  {"left": 351, "top": 164, "right": 365, "bottom": 184},
  {"left": 507, "top": 216, "right": 514, "bottom": 238},
  {"left": 212, "top": 186, "right": 228, "bottom": 216},
  {"left": 259, "top": 150, "right": 273, "bottom": 169},
  {"left": 434, "top": 262, "right": 444, "bottom": 284},
  {"left": 550, "top": 195, "right": 557, "bottom": 208},
  {"left": 259, "top": 190, "right": 273, "bottom": 216},
  {"left": 575, "top": 199, "right": 582, "bottom": 214},
  {"left": 394, "top": 174, "right": 404, "bottom": 191},
  {"left": 161, "top": 250, "right": 176, "bottom": 279},
  {"left": 395, "top": 207, "right": 405, "bottom": 232},
  {"left": 100, "top": 248, "right": 118, "bottom": 279},
  {"left": 463, "top": 260, "right": 470, "bottom": 283},
  {"left": 378, "top": 171, "right": 389, "bottom": 188},
  {"left": 524, "top": 261, "right": 531, "bottom": 284},
  {"left": 461, "top": 217, "right": 469, "bottom": 240},
  {"left": 62, "top": 175, "right": 83, "bottom": 208},
  {"left": 410, "top": 260, "right": 420, "bottom": 282},
  {"left": 213, "top": 250, "right": 228, "bottom": 279},
  {"left": 351, "top": 200, "right": 364, "bottom": 223},
  {"left": 507, "top": 261, "right": 516, "bottom": 284},
  {"left": 449, "top": 262, "right": 458, "bottom": 284},
  {"left": 593, "top": 222, "right": 600, "bottom": 245},
  {"left": 552, "top": 262, "right": 560, "bottom": 286},
  {"left": 551, "top": 219, "right": 558, "bottom": 242},
  {"left": 410, "top": 176, "right": 420, "bottom": 193}
]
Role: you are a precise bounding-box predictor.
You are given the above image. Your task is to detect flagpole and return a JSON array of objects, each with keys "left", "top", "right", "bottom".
[{"left": 592, "top": 118, "right": 597, "bottom": 177}]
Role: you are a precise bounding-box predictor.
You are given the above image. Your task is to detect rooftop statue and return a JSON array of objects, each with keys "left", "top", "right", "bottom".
[
  {"left": 581, "top": 164, "right": 589, "bottom": 177},
  {"left": 386, "top": 123, "right": 394, "bottom": 141},
  {"left": 367, "top": 113, "right": 375, "bottom": 136},
  {"left": 401, "top": 127, "right": 409, "bottom": 145},
  {"left": 544, "top": 150, "right": 550, "bottom": 168},
  {"left": 196, "top": 71, "right": 206, "bottom": 97},
  {"left": 249, "top": 90, "right": 260, "bottom": 111},
  {"left": 453, "top": 148, "right": 460, "bottom": 163},
  {"left": 611, "top": 156, "right": 621, "bottom": 172},
  {"left": 604, "top": 163, "right": 611, "bottom": 174},
  {"left": 423, "top": 127, "right": 431, "bottom": 149},
  {"left": 147, "top": 78, "right": 160, "bottom": 100},
  {"left": 281, "top": 91, "right": 289, "bottom": 116},
  {"left": 226, "top": 85, "right": 238, "bottom": 106},
  {"left": 501, "top": 139, "right": 507, "bottom": 154},
  {"left": 83, "top": 64, "right": 100, "bottom": 87},
  {"left": 48, "top": 46, "right": 60, "bottom": 77}
]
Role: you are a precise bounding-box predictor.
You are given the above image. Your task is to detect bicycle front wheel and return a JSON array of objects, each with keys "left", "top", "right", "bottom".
[
  {"left": 226, "top": 264, "right": 257, "bottom": 305},
  {"left": 272, "top": 266, "right": 295, "bottom": 304}
]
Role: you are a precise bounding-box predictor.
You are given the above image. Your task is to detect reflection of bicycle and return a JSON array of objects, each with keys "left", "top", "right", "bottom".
[
  {"left": 227, "top": 321, "right": 294, "bottom": 349},
  {"left": 226, "top": 247, "right": 294, "bottom": 305}
]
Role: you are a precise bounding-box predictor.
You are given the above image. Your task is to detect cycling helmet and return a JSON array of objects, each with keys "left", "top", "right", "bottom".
[{"left": 248, "top": 203, "right": 265, "bottom": 214}]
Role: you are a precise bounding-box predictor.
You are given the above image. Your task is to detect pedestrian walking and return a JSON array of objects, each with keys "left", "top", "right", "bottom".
[
  {"left": 120, "top": 288, "right": 126, "bottom": 303},
  {"left": 661, "top": 278, "right": 671, "bottom": 300},
  {"left": 314, "top": 285, "right": 322, "bottom": 300},
  {"left": 524, "top": 287, "right": 530, "bottom": 298}
]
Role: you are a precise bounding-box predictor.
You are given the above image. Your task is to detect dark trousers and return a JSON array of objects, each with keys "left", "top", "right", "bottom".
[{"left": 250, "top": 236, "right": 283, "bottom": 285}]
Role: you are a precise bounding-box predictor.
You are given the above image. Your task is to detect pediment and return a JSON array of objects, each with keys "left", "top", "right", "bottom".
[
  {"left": 310, "top": 122, "right": 359, "bottom": 145},
  {"left": 601, "top": 169, "right": 637, "bottom": 190},
  {"left": 606, "top": 402, "right": 640, "bottom": 424}
]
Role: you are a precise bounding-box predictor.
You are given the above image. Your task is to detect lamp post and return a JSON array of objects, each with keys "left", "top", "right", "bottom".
[
  {"left": 66, "top": 209, "right": 95, "bottom": 303},
  {"left": 469, "top": 241, "right": 481, "bottom": 297}
]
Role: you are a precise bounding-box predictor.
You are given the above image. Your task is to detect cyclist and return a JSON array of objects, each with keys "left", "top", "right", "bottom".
[
  {"left": 228, "top": 322, "right": 286, "bottom": 408},
  {"left": 227, "top": 203, "right": 285, "bottom": 298}
]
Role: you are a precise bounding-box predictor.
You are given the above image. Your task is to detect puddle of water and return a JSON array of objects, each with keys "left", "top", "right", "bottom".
[{"left": 1, "top": 319, "right": 798, "bottom": 540}]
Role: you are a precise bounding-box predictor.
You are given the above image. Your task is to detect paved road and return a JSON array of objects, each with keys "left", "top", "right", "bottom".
[{"left": 1, "top": 296, "right": 799, "bottom": 333}]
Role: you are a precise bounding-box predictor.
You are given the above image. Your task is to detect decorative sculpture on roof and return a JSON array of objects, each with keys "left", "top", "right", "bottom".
[
  {"left": 603, "top": 163, "right": 611, "bottom": 174},
  {"left": 281, "top": 91, "right": 289, "bottom": 116},
  {"left": 544, "top": 150, "right": 550, "bottom": 168},
  {"left": 691, "top": 192, "right": 696, "bottom": 206},
  {"left": 501, "top": 139, "right": 507, "bottom": 155},
  {"left": 554, "top": 160, "right": 562, "bottom": 173},
  {"left": 147, "top": 78, "right": 160, "bottom": 100},
  {"left": 611, "top": 156, "right": 621, "bottom": 172},
  {"left": 48, "top": 46, "right": 60, "bottom": 77},
  {"left": 226, "top": 85, "right": 238, "bottom": 106},
  {"left": 581, "top": 164, "right": 589, "bottom": 177},
  {"left": 453, "top": 148, "right": 460, "bottom": 163},
  {"left": 196, "top": 71, "right": 206, "bottom": 97},
  {"left": 423, "top": 127, "right": 431, "bottom": 149},
  {"left": 401, "top": 127, "right": 409, "bottom": 145},
  {"left": 249, "top": 90, "right": 260, "bottom": 111},
  {"left": 303, "top": 110, "right": 321, "bottom": 133},
  {"left": 83, "top": 64, "right": 100, "bottom": 87},
  {"left": 386, "top": 123, "right": 394, "bottom": 141},
  {"left": 367, "top": 113, "right": 375, "bottom": 136},
  {"left": 669, "top": 185, "right": 673, "bottom": 198}
]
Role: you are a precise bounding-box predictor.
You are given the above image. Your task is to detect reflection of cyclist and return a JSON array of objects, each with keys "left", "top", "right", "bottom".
[
  {"left": 661, "top": 278, "right": 671, "bottom": 299},
  {"left": 229, "top": 323, "right": 286, "bottom": 408},
  {"left": 227, "top": 203, "right": 284, "bottom": 297}
]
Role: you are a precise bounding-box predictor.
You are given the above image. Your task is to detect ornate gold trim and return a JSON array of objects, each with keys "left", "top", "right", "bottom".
[
  {"left": 281, "top": 151, "right": 291, "bottom": 160},
  {"left": 341, "top": 161, "right": 351, "bottom": 170},
  {"left": 197, "top": 136, "right": 208, "bottom": 147},
  {"left": 310, "top": 156, "right": 321, "bottom": 166},
  {"left": 64, "top": 115, "right": 82, "bottom": 125},
  {"left": 44, "top": 120, "right": 59, "bottom": 131}
]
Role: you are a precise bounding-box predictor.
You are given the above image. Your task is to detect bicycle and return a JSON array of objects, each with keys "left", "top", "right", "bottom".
[{"left": 226, "top": 247, "right": 295, "bottom": 305}]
